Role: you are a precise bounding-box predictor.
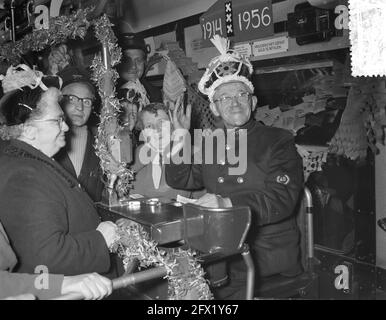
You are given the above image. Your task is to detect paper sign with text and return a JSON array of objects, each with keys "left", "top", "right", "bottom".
[{"left": 252, "top": 36, "right": 289, "bottom": 57}]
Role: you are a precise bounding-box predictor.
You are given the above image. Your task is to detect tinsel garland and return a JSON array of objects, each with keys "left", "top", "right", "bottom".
[
  {"left": 90, "top": 15, "right": 134, "bottom": 197},
  {"left": 0, "top": 8, "right": 92, "bottom": 64},
  {"left": 110, "top": 224, "right": 213, "bottom": 300}
]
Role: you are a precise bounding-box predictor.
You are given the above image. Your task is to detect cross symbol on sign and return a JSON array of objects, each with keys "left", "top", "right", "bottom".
[
  {"left": 226, "top": 13, "right": 232, "bottom": 22},
  {"left": 227, "top": 25, "right": 233, "bottom": 33},
  {"left": 225, "top": 3, "right": 231, "bottom": 12}
]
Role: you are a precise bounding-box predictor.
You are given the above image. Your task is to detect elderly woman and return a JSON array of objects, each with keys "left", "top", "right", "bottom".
[{"left": 0, "top": 66, "right": 118, "bottom": 277}]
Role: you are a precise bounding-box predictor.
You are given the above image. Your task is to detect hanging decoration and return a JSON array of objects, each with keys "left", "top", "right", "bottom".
[
  {"left": 158, "top": 41, "right": 216, "bottom": 130},
  {"left": 329, "top": 78, "right": 386, "bottom": 161},
  {"left": 110, "top": 223, "right": 213, "bottom": 300},
  {"left": 296, "top": 144, "right": 328, "bottom": 181},
  {"left": 162, "top": 55, "right": 186, "bottom": 106},
  {"left": 254, "top": 70, "right": 341, "bottom": 135}
]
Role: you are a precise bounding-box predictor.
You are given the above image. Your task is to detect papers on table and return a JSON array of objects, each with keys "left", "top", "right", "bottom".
[{"left": 176, "top": 195, "right": 197, "bottom": 205}]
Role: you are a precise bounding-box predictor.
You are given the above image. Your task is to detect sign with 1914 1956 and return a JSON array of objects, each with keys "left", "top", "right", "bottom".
[{"left": 200, "top": 0, "right": 274, "bottom": 48}]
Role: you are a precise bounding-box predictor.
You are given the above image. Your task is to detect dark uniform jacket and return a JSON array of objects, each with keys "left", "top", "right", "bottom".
[
  {"left": 0, "top": 137, "right": 7, "bottom": 152},
  {"left": 141, "top": 78, "right": 162, "bottom": 103},
  {"left": 165, "top": 120, "right": 304, "bottom": 277},
  {"left": 55, "top": 128, "right": 104, "bottom": 203},
  {"left": 0, "top": 140, "right": 113, "bottom": 276}
]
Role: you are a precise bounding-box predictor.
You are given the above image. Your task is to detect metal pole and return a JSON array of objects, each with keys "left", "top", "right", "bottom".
[
  {"left": 241, "top": 244, "right": 255, "bottom": 300},
  {"left": 52, "top": 266, "right": 168, "bottom": 300},
  {"left": 102, "top": 42, "right": 110, "bottom": 71},
  {"left": 304, "top": 187, "right": 314, "bottom": 272},
  {"left": 100, "top": 41, "right": 120, "bottom": 207},
  {"left": 10, "top": 0, "right": 16, "bottom": 43}
]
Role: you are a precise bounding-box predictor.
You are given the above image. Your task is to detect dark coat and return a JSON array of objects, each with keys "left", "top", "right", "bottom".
[
  {"left": 165, "top": 120, "right": 304, "bottom": 277},
  {"left": 0, "top": 137, "right": 8, "bottom": 153},
  {"left": 0, "top": 222, "right": 63, "bottom": 299},
  {"left": 55, "top": 128, "right": 104, "bottom": 202},
  {"left": 0, "top": 140, "right": 112, "bottom": 276}
]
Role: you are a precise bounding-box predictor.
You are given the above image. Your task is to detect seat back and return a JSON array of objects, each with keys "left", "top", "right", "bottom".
[
  {"left": 182, "top": 204, "right": 251, "bottom": 255},
  {"left": 256, "top": 187, "right": 319, "bottom": 298}
]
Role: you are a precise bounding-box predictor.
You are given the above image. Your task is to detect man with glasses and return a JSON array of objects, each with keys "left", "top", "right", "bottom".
[
  {"left": 165, "top": 36, "right": 304, "bottom": 299},
  {"left": 55, "top": 66, "right": 104, "bottom": 203}
]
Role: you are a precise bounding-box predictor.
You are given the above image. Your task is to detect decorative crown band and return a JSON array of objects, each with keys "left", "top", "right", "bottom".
[{"left": 198, "top": 35, "right": 254, "bottom": 102}]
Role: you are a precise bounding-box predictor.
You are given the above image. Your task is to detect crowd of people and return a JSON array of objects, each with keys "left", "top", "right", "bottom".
[{"left": 0, "top": 30, "right": 303, "bottom": 300}]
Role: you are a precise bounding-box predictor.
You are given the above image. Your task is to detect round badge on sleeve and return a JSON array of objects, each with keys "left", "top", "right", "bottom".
[{"left": 276, "top": 174, "right": 290, "bottom": 185}]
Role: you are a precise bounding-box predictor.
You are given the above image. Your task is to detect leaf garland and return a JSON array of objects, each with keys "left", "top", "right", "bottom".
[{"left": 110, "top": 223, "right": 213, "bottom": 300}]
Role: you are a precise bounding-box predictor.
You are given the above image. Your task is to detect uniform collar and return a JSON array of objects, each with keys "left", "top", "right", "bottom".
[{"left": 224, "top": 118, "right": 258, "bottom": 137}]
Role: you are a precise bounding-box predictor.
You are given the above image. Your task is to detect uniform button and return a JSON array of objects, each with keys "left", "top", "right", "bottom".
[
  {"left": 225, "top": 144, "right": 231, "bottom": 151},
  {"left": 218, "top": 177, "right": 224, "bottom": 183},
  {"left": 237, "top": 177, "right": 244, "bottom": 184}
]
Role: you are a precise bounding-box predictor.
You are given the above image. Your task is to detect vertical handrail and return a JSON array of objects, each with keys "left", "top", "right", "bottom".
[
  {"left": 101, "top": 41, "right": 120, "bottom": 207},
  {"left": 304, "top": 187, "right": 314, "bottom": 273},
  {"left": 10, "top": 0, "right": 16, "bottom": 42},
  {"left": 241, "top": 244, "right": 255, "bottom": 300}
]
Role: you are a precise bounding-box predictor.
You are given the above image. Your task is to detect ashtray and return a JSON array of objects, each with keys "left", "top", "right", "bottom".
[{"left": 146, "top": 198, "right": 161, "bottom": 206}]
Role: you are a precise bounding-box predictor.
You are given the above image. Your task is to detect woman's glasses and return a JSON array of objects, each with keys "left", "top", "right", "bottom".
[
  {"left": 32, "top": 116, "right": 67, "bottom": 129},
  {"left": 62, "top": 94, "right": 94, "bottom": 108}
]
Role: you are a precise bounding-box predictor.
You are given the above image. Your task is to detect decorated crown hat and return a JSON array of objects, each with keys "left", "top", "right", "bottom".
[{"left": 198, "top": 35, "right": 254, "bottom": 103}]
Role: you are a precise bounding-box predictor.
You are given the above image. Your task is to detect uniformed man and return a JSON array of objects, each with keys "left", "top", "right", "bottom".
[
  {"left": 164, "top": 35, "right": 304, "bottom": 299},
  {"left": 117, "top": 32, "right": 162, "bottom": 103},
  {"left": 116, "top": 33, "right": 163, "bottom": 145}
]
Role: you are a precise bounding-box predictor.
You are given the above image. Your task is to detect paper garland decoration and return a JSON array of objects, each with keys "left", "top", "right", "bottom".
[
  {"left": 254, "top": 95, "right": 329, "bottom": 134},
  {"left": 329, "top": 78, "right": 386, "bottom": 161},
  {"left": 157, "top": 41, "right": 216, "bottom": 130},
  {"left": 296, "top": 144, "right": 328, "bottom": 181},
  {"left": 163, "top": 57, "right": 186, "bottom": 104}
]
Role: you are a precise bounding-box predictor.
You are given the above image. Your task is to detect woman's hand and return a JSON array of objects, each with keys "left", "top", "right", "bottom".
[
  {"left": 96, "top": 221, "right": 118, "bottom": 248},
  {"left": 61, "top": 273, "right": 113, "bottom": 300}
]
